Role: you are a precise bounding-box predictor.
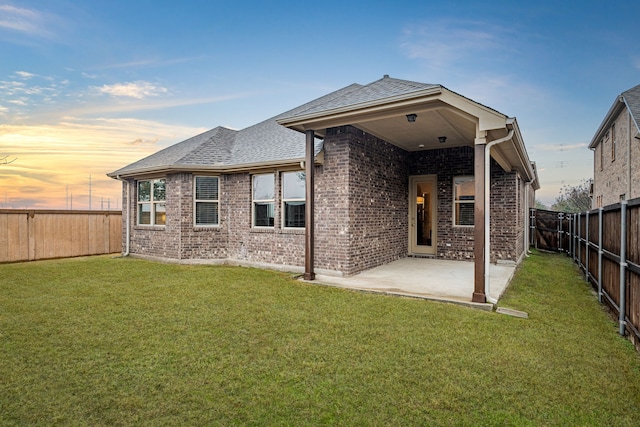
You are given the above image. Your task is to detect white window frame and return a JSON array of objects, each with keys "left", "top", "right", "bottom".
[
  {"left": 281, "top": 171, "right": 306, "bottom": 229},
  {"left": 194, "top": 176, "right": 220, "bottom": 227},
  {"left": 137, "top": 178, "right": 166, "bottom": 226},
  {"left": 453, "top": 176, "right": 474, "bottom": 227},
  {"left": 252, "top": 174, "right": 275, "bottom": 228}
]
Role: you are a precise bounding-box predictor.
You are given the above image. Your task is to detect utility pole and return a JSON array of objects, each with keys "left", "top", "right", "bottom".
[{"left": 88, "top": 174, "right": 92, "bottom": 210}]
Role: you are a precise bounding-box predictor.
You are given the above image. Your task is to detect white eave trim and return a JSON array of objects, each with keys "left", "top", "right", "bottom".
[
  {"left": 276, "top": 86, "right": 443, "bottom": 128},
  {"left": 107, "top": 154, "right": 324, "bottom": 179}
]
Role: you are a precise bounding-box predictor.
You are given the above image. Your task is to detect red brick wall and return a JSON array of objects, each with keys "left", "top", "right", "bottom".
[
  {"left": 409, "top": 146, "right": 523, "bottom": 263},
  {"left": 317, "top": 126, "right": 409, "bottom": 276},
  {"left": 121, "top": 127, "right": 527, "bottom": 271}
]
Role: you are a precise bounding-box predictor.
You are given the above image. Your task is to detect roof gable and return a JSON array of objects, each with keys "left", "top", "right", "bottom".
[
  {"left": 281, "top": 76, "right": 440, "bottom": 119},
  {"left": 589, "top": 83, "right": 640, "bottom": 149},
  {"left": 622, "top": 84, "right": 640, "bottom": 133}
]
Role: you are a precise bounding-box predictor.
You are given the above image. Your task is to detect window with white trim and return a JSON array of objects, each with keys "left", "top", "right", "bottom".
[
  {"left": 252, "top": 174, "right": 274, "bottom": 227},
  {"left": 453, "top": 176, "right": 474, "bottom": 226},
  {"left": 137, "top": 178, "right": 166, "bottom": 226},
  {"left": 282, "top": 171, "right": 305, "bottom": 228},
  {"left": 194, "top": 176, "right": 219, "bottom": 226}
]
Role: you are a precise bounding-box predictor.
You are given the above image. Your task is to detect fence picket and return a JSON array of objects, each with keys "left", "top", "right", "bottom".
[
  {"left": 530, "top": 199, "right": 640, "bottom": 350},
  {"left": 0, "top": 210, "right": 122, "bottom": 263}
]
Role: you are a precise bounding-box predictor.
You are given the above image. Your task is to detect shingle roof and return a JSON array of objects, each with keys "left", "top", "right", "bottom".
[
  {"left": 622, "top": 84, "right": 640, "bottom": 131},
  {"left": 108, "top": 76, "right": 440, "bottom": 177},
  {"left": 108, "top": 83, "right": 363, "bottom": 177},
  {"left": 281, "top": 76, "right": 439, "bottom": 119}
]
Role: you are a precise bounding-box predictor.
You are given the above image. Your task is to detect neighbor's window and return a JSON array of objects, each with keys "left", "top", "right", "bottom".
[
  {"left": 137, "top": 178, "right": 166, "bottom": 226},
  {"left": 453, "top": 176, "right": 474, "bottom": 226},
  {"left": 599, "top": 140, "right": 604, "bottom": 171},
  {"left": 282, "top": 171, "right": 306, "bottom": 228},
  {"left": 252, "top": 174, "right": 275, "bottom": 227},
  {"left": 611, "top": 124, "right": 616, "bottom": 162},
  {"left": 194, "top": 176, "right": 219, "bottom": 226}
]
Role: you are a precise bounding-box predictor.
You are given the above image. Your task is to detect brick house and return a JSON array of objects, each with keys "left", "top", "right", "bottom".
[
  {"left": 108, "top": 76, "right": 539, "bottom": 303},
  {"left": 590, "top": 84, "right": 640, "bottom": 208}
]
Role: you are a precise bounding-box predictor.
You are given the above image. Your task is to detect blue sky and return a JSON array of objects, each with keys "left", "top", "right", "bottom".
[{"left": 0, "top": 0, "right": 638, "bottom": 209}]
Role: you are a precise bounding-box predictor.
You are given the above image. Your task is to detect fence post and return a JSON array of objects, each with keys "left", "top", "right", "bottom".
[
  {"left": 27, "top": 211, "right": 36, "bottom": 261},
  {"left": 619, "top": 200, "right": 628, "bottom": 336},
  {"left": 529, "top": 208, "right": 536, "bottom": 248},
  {"left": 557, "top": 212, "right": 563, "bottom": 252},
  {"left": 570, "top": 214, "right": 576, "bottom": 262},
  {"left": 598, "top": 207, "right": 603, "bottom": 304},
  {"left": 585, "top": 211, "right": 590, "bottom": 282},
  {"left": 575, "top": 214, "right": 582, "bottom": 268}
]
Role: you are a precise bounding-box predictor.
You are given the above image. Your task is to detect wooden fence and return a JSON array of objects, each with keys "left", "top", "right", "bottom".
[
  {"left": 531, "top": 198, "right": 640, "bottom": 348},
  {"left": 530, "top": 209, "right": 573, "bottom": 252},
  {"left": 0, "top": 210, "right": 122, "bottom": 263}
]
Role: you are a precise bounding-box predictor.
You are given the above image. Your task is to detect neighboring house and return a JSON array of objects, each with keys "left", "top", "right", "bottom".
[
  {"left": 590, "top": 84, "right": 640, "bottom": 208},
  {"left": 108, "top": 75, "right": 539, "bottom": 303}
]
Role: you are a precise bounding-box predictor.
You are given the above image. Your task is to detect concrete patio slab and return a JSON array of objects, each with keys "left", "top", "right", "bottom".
[{"left": 312, "top": 258, "right": 516, "bottom": 310}]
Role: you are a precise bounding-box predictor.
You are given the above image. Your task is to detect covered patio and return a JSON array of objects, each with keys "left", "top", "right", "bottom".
[
  {"left": 313, "top": 258, "right": 517, "bottom": 310},
  {"left": 278, "top": 76, "right": 538, "bottom": 304}
]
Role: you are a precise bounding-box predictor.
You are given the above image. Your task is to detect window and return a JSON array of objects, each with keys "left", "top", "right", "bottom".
[
  {"left": 600, "top": 141, "right": 604, "bottom": 170},
  {"left": 282, "top": 172, "right": 306, "bottom": 228},
  {"left": 611, "top": 125, "right": 616, "bottom": 161},
  {"left": 194, "top": 176, "right": 219, "bottom": 226},
  {"left": 252, "top": 174, "right": 274, "bottom": 227},
  {"left": 453, "top": 176, "right": 474, "bottom": 226},
  {"left": 137, "top": 178, "right": 166, "bottom": 226}
]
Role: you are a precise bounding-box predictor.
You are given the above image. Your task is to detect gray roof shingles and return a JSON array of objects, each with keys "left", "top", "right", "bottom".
[
  {"left": 281, "top": 76, "right": 439, "bottom": 119},
  {"left": 108, "top": 76, "right": 439, "bottom": 177},
  {"left": 623, "top": 84, "right": 640, "bottom": 129}
]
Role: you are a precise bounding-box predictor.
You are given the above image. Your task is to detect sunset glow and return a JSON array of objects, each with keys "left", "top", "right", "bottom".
[{"left": 2, "top": 1, "right": 638, "bottom": 209}]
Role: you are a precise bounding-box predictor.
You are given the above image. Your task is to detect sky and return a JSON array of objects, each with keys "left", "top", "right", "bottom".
[{"left": 0, "top": 0, "right": 638, "bottom": 209}]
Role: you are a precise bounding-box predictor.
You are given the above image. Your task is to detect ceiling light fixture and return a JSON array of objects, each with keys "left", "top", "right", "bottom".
[
  {"left": 406, "top": 113, "right": 417, "bottom": 123},
  {"left": 438, "top": 136, "right": 447, "bottom": 143}
]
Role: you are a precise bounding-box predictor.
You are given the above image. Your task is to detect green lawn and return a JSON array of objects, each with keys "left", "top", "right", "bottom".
[{"left": 1, "top": 251, "right": 640, "bottom": 426}]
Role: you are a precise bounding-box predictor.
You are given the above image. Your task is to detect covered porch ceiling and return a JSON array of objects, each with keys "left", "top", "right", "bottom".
[{"left": 278, "top": 86, "right": 536, "bottom": 182}]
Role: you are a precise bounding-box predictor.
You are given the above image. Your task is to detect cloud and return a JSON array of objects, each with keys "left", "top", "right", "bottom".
[
  {"left": 91, "top": 55, "right": 207, "bottom": 70},
  {"left": 0, "top": 4, "right": 54, "bottom": 38},
  {"left": 15, "top": 70, "right": 36, "bottom": 79},
  {"left": 95, "top": 81, "right": 169, "bottom": 99},
  {"left": 0, "top": 118, "right": 207, "bottom": 209},
  {"left": 129, "top": 137, "right": 159, "bottom": 145},
  {"left": 19, "top": 185, "right": 44, "bottom": 194},
  {"left": 536, "top": 143, "right": 588, "bottom": 152},
  {"left": 400, "top": 19, "right": 512, "bottom": 69},
  {"left": 64, "top": 92, "right": 252, "bottom": 116}
]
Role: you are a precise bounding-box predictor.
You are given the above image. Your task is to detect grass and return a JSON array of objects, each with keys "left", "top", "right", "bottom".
[{"left": 1, "top": 251, "right": 640, "bottom": 426}]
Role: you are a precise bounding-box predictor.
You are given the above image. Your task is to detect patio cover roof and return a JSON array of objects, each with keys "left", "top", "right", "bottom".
[{"left": 278, "top": 75, "right": 538, "bottom": 187}]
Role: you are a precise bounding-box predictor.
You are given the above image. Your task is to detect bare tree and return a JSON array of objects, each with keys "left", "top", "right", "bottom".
[
  {"left": 1, "top": 154, "right": 17, "bottom": 165},
  {"left": 551, "top": 179, "right": 592, "bottom": 213}
]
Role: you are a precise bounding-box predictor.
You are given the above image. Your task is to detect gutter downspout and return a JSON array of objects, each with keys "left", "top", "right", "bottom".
[
  {"left": 115, "top": 175, "right": 130, "bottom": 256},
  {"left": 484, "top": 128, "right": 515, "bottom": 304}
]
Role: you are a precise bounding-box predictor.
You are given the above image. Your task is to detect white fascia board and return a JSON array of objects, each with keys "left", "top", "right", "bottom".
[
  {"left": 439, "top": 89, "right": 507, "bottom": 132},
  {"left": 276, "top": 87, "right": 443, "bottom": 129}
]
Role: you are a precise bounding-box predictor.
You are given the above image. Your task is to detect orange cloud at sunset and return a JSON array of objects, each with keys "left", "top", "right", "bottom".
[{"left": 0, "top": 118, "right": 206, "bottom": 210}]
